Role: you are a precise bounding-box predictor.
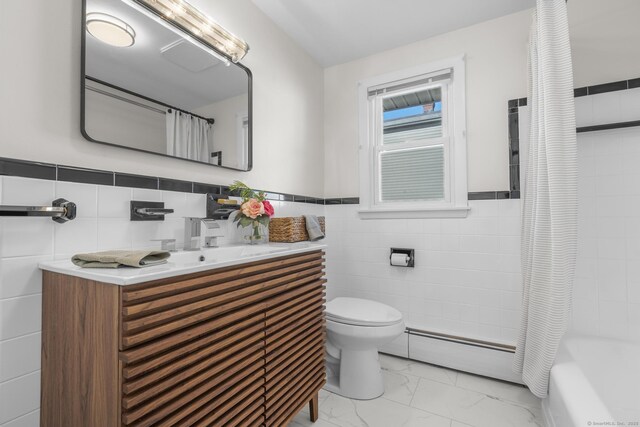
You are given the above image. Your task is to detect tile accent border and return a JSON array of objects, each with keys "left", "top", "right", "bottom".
[
  {"left": 0, "top": 157, "right": 360, "bottom": 205},
  {"left": 506, "top": 76, "right": 640, "bottom": 203},
  {"left": 0, "top": 155, "right": 517, "bottom": 203},
  {"left": 573, "top": 78, "right": 640, "bottom": 97}
]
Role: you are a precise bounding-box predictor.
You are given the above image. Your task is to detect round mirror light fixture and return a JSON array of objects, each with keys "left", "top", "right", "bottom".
[{"left": 86, "top": 12, "right": 136, "bottom": 47}]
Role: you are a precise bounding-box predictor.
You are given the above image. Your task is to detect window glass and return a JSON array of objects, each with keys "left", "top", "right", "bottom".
[{"left": 382, "top": 87, "right": 442, "bottom": 145}]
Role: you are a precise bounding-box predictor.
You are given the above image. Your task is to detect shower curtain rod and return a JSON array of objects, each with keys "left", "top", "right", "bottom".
[
  {"left": 86, "top": 85, "right": 167, "bottom": 115},
  {"left": 85, "top": 76, "right": 215, "bottom": 124}
]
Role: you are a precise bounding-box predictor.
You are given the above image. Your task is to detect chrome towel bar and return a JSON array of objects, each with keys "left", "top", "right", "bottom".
[{"left": 0, "top": 198, "right": 77, "bottom": 223}]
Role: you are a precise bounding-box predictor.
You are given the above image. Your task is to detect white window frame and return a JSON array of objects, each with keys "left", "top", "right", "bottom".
[{"left": 358, "top": 55, "right": 469, "bottom": 219}]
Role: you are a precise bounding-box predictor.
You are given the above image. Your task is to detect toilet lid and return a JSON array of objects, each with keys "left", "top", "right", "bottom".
[{"left": 325, "top": 297, "right": 403, "bottom": 327}]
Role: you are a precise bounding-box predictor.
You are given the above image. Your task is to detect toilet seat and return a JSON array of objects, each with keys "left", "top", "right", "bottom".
[{"left": 325, "top": 297, "right": 403, "bottom": 327}]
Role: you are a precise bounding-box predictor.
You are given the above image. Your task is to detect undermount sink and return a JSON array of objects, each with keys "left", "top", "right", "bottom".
[{"left": 168, "top": 242, "right": 314, "bottom": 265}]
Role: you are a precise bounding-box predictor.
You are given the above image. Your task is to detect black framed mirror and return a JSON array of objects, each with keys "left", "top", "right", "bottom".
[{"left": 81, "top": 0, "right": 252, "bottom": 171}]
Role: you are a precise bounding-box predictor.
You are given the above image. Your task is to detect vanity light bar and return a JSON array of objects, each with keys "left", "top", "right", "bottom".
[
  {"left": 120, "top": 0, "right": 233, "bottom": 65},
  {"left": 132, "top": 0, "right": 249, "bottom": 63}
]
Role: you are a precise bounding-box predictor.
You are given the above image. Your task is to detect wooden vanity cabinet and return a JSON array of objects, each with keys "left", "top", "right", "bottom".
[{"left": 41, "top": 250, "right": 326, "bottom": 427}]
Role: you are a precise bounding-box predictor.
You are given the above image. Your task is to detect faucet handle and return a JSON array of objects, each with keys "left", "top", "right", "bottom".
[{"left": 151, "top": 238, "right": 177, "bottom": 252}]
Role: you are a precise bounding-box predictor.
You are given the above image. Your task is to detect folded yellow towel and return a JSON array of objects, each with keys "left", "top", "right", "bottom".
[{"left": 72, "top": 250, "right": 171, "bottom": 268}]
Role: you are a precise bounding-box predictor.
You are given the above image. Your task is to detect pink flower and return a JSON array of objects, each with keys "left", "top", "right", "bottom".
[
  {"left": 262, "top": 200, "right": 274, "bottom": 217},
  {"left": 241, "top": 198, "right": 265, "bottom": 219}
]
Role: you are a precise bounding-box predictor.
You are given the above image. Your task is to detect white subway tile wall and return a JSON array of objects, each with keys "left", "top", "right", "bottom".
[
  {"left": 323, "top": 199, "right": 523, "bottom": 346},
  {"left": 573, "top": 124, "right": 640, "bottom": 341},
  {"left": 0, "top": 175, "right": 324, "bottom": 426}
]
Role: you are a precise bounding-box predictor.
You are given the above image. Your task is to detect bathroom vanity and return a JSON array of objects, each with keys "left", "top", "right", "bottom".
[{"left": 39, "top": 244, "right": 326, "bottom": 427}]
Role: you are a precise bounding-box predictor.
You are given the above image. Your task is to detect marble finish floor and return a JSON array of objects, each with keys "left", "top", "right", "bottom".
[{"left": 289, "top": 354, "right": 543, "bottom": 427}]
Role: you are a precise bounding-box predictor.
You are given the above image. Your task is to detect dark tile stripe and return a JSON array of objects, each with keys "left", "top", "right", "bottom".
[
  {"left": 587, "top": 80, "right": 628, "bottom": 95},
  {"left": 324, "top": 198, "right": 342, "bottom": 205},
  {"left": 0, "top": 157, "right": 56, "bottom": 180},
  {"left": 509, "top": 137, "right": 520, "bottom": 166},
  {"left": 193, "top": 182, "right": 221, "bottom": 194},
  {"left": 508, "top": 113, "right": 519, "bottom": 141},
  {"left": 220, "top": 186, "right": 240, "bottom": 197},
  {"left": 577, "top": 120, "right": 640, "bottom": 133},
  {"left": 629, "top": 78, "right": 640, "bottom": 89},
  {"left": 57, "top": 166, "right": 113, "bottom": 186},
  {"left": 468, "top": 192, "right": 498, "bottom": 200},
  {"left": 340, "top": 197, "right": 360, "bottom": 204},
  {"left": 115, "top": 173, "right": 158, "bottom": 189},
  {"left": 263, "top": 192, "right": 282, "bottom": 201},
  {"left": 159, "top": 178, "right": 192, "bottom": 193},
  {"left": 574, "top": 87, "right": 588, "bottom": 97},
  {"left": 509, "top": 165, "right": 520, "bottom": 191}
]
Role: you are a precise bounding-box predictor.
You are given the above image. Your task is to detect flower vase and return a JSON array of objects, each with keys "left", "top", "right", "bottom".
[{"left": 243, "top": 219, "right": 269, "bottom": 245}]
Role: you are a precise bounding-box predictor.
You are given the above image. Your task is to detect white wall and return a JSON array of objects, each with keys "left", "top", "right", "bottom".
[
  {"left": 0, "top": 0, "right": 324, "bottom": 197},
  {"left": 324, "top": 200, "right": 522, "bottom": 345},
  {"left": 195, "top": 93, "right": 249, "bottom": 169},
  {"left": 572, "top": 89, "right": 640, "bottom": 342},
  {"left": 569, "top": 0, "right": 640, "bottom": 88},
  {"left": 323, "top": 10, "right": 532, "bottom": 197},
  {"left": 85, "top": 82, "right": 167, "bottom": 155},
  {"left": 0, "top": 175, "right": 324, "bottom": 426}
]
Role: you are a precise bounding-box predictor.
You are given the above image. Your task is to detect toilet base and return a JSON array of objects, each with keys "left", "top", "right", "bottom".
[{"left": 324, "top": 348, "right": 384, "bottom": 400}]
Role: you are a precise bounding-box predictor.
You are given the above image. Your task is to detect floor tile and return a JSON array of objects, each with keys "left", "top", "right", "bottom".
[
  {"left": 319, "top": 391, "right": 452, "bottom": 427},
  {"left": 380, "top": 354, "right": 458, "bottom": 385},
  {"left": 381, "top": 369, "right": 420, "bottom": 405},
  {"left": 455, "top": 372, "right": 540, "bottom": 408},
  {"left": 289, "top": 413, "right": 341, "bottom": 427},
  {"left": 410, "top": 378, "right": 543, "bottom": 427}
]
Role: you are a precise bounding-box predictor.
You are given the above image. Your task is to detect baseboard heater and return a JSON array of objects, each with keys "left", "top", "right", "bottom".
[{"left": 406, "top": 327, "right": 516, "bottom": 354}]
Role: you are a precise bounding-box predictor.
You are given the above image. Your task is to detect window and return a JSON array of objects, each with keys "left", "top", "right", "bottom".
[{"left": 358, "top": 56, "right": 468, "bottom": 218}]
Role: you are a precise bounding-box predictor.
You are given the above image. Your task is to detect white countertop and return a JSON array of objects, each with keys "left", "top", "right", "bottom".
[{"left": 39, "top": 242, "right": 326, "bottom": 286}]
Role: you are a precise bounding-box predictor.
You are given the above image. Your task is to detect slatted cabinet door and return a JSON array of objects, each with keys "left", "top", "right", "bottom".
[
  {"left": 263, "top": 255, "right": 327, "bottom": 426},
  {"left": 120, "top": 271, "right": 268, "bottom": 427},
  {"left": 41, "top": 250, "right": 326, "bottom": 427}
]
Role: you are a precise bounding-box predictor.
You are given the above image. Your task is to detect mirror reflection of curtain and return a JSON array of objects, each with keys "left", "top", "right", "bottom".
[{"left": 166, "top": 109, "right": 212, "bottom": 162}]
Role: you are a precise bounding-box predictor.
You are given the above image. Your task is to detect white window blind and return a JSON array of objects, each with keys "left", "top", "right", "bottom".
[{"left": 379, "top": 145, "right": 445, "bottom": 201}]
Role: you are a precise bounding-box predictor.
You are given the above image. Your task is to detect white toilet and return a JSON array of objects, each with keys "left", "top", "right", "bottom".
[{"left": 324, "top": 297, "right": 405, "bottom": 400}]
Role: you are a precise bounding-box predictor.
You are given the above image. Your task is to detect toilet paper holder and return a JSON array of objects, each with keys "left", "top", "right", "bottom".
[{"left": 390, "top": 248, "right": 415, "bottom": 267}]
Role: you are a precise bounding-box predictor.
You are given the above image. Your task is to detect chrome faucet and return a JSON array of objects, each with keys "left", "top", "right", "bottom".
[{"left": 184, "top": 217, "right": 222, "bottom": 250}]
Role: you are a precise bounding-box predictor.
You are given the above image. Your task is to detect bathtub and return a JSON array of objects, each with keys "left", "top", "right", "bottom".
[{"left": 543, "top": 333, "right": 640, "bottom": 427}]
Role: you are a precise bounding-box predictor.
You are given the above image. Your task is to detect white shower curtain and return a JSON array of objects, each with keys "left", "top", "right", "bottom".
[
  {"left": 513, "top": 0, "right": 577, "bottom": 398},
  {"left": 166, "top": 109, "right": 212, "bottom": 162}
]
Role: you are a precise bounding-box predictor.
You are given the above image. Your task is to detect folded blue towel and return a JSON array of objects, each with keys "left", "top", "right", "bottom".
[{"left": 304, "top": 215, "right": 324, "bottom": 241}]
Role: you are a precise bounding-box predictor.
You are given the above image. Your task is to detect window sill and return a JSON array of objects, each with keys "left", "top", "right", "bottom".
[{"left": 358, "top": 206, "right": 470, "bottom": 219}]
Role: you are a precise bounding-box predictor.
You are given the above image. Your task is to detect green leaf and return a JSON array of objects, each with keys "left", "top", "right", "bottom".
[
  {"left": 256, "top": 215, "right": 270, "bottom": 226},
  {"left": 238, "top": 216, "right": 253, "bottom": 227},
  {"left": 228, "top": 180, "right": 259, "bottom": 202}
]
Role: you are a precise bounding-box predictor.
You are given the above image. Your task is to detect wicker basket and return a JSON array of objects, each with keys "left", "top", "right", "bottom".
[{"left": 269, "top": 216, "right": 325, "bottom": 243}]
